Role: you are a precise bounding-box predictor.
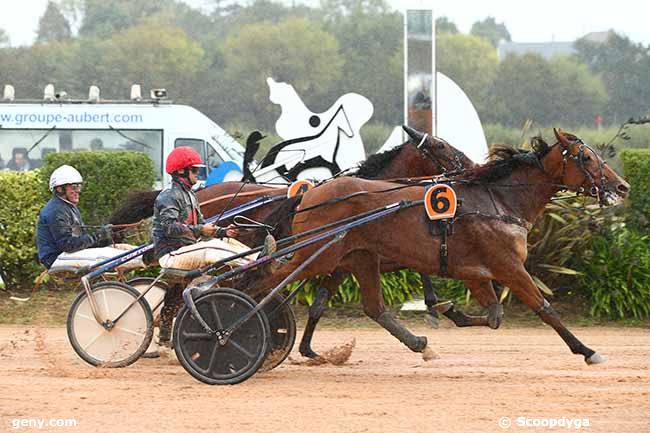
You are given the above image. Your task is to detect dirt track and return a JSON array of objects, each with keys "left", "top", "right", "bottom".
[{"left": 1, "top": 324, "right": 649, "bottom": 433}]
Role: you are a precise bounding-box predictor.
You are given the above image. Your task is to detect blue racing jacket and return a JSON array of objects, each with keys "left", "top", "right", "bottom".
[{"left": 36, "top": 196, "right": 105, "bottom": 269}]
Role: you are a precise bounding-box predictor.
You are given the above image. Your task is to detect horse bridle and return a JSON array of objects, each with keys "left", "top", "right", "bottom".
[
  {"left": 558, "top": 139, "right": 610, "bottom": 206},
  {"left": 416, "top": 133, "right": 467, "bottom": 173}
]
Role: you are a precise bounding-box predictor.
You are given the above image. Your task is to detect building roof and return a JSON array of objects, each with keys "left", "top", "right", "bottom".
[{"left": 497, "top": 30, "right": 614, "bottom": 61}]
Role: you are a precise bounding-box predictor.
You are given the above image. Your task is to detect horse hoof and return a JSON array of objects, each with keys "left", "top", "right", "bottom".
[
  {"left": 585, "top": 352, "right": 607, "bottom": 365},
  {"left": 487, "top": 304, "right": 503, "bottom": 329},
  {"left": 424, "top": 312, "right": 439, "bottom": 329},
  {"left": 299, "top": 347, "right": 320, "bottom": 359},
  {"left": 421, "top": 346, "right": 439, "bottom": 361}
]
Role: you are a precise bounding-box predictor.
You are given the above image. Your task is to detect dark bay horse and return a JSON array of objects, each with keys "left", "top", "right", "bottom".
[
  {"left": 108, "top": 130, "right": 476, "bottom": 345},
  {"left": 108, "top": 127, "right": 472, "bottom": 231},
  {"left": 238, "top": 130, "right": 630, "bottom": 364}
]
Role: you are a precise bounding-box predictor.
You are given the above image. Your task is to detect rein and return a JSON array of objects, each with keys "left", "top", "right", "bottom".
[
  {"left": 557, "top": 140, "right": 610, "bottom": 207},
  {"left": 198, "top": 187, "right": 284, "bottom": 207}
]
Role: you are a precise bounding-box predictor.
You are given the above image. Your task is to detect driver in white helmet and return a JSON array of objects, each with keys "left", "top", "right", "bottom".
[{"left": 36, "top": 165, "right": 113, "bottom": 269}]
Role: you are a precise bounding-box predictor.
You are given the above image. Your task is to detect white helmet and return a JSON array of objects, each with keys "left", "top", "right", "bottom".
[{"left": 49, "top": 165, "right": 83, "bottom": 191}]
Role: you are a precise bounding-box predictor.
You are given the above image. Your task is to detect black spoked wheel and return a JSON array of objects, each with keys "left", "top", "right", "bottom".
[
  {"left": 173, "top": 287, "right": 270, "bottom": 385},
  {"left": 258, "top": 294, "right": 297, "bottom": 372}
]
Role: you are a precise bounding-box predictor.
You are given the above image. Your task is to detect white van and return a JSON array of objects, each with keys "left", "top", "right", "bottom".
[{"left": 0, "top": 85, "right": 246, "bottom": 187}]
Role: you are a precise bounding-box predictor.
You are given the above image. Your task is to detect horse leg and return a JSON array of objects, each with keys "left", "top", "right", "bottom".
[
  {"left": 420, "top": 273, "right": 440, "bottom": 328},
  {"left": 439, "top": 280, "right": 503, "bottom": 329},
  {"left": 502, "top": 268, "right": 604, "bottom": 365},
  {"left": 299, "top": 270, "right": 347, "bottom": 358},
  {"left": 347, "top": 251, "right": 429, "bottom": 355}
]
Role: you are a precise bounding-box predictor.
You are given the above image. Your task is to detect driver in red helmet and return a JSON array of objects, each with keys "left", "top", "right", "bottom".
[{"left": 152, "top": 146, "right": 239, "bottom": 349}]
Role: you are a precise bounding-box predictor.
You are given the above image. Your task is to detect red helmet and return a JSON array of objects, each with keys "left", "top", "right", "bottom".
[{"left": 165, "top": 146, "right": 205, "bottom": 174}]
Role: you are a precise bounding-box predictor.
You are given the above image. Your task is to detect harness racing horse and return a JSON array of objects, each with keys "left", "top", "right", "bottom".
[
  {"left": 107, "top": 129, "right": 476, "bottom": 343},
  {"left": 238, "top": 130, "right": 630, "bottom": 364}
]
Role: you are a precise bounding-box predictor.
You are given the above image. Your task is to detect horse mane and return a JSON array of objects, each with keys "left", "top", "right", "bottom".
[
  {"left": 108, "top": 189, "right": 160, "bottom": 225},
  {"left": 355, "top": 143, "right": 407, "bottom": 179},
  {"left": 459, "top": 137, "right": 553, "bottom": 183}
]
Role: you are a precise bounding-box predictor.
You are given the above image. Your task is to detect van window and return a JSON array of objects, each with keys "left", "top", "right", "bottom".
[
  {"left": 0, "top": 129, "right": 163, "bottom": 180},
  {"left": 174, "top": 138, "right": 224, "bottom": 180}
]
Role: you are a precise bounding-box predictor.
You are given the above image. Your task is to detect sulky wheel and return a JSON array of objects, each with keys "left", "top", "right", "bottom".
[
  {"left": 67, "top": 281, "right": 154, "bottom": 368},
  {"left": 257, "top": 293, "right": 297, "bottom": 372},
  {"left": 173, "top": 287, "right": 270, "bottom": 385},
  {"left": 126, "top": 277, "right": 169, "bottom": 320}
]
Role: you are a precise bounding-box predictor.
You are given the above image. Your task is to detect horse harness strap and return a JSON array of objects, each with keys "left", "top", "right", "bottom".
[{"left": 454, "top": 211, "right": 532, "bottom": 231}]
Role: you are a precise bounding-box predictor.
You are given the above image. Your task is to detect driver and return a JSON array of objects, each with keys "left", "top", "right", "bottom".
[
  {"left": 152, "top": 147, "right": 239, "bottom": 350},
  {"left": 36, "top": 165, "right": 113, "bottom": 269}
]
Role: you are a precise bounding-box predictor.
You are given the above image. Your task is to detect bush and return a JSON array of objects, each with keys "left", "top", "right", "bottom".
[
  {"left": 40, "top": 151, "right": 156, "bottom": 225},
  {"left": 579, "top": 228, "right": 650, "bottom": 319},
  {"left": 525, "top": 198, "right": 624, "bottom": 293},
  {"left": 620, "top": 148, "right": 650, "bottom": 226},
  {"left": 0, "top": 171, "right": 48, "bottom": 289},
  {"left": 291, "top": 270, "right": 469, "bottom": 308}
]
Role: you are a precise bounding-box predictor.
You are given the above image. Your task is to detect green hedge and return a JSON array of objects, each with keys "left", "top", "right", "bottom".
[
  {"left": 0, "top": 151, "right": 155, "bottom": 290},
  {"left": 40, "top": 151, "right": 156, "bottom": 225},
  {"left": 579, "top": 228, "right": 650, "bottom": 319},
  {"left": 0, "top": 171, "right": 47, "bottom": 289},
  {"left": 620, "top": 148, "right": 650, "bottom": 226}
]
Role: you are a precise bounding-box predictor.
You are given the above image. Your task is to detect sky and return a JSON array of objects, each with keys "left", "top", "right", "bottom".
[{"left": 1, "top": 0, "right": 649, "bottom": 47}]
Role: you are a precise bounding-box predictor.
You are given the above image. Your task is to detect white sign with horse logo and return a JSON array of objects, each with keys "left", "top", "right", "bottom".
[{"left": 254, "top": 77, "right": 373, "bottom": 183}]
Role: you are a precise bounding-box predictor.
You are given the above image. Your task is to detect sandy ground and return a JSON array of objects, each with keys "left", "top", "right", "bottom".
[{"left": 0, "top": 323, "right": 649, "bottom": 433}]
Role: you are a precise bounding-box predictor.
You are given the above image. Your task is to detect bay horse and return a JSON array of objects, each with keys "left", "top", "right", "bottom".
[
  {"left": 108, "top": 127, "right": 473, "bottom": 239},
  {"left": 238, "top": 130, "right": 630, "bottom": 364},
  {"left": 108, "top": 129, "right": 477, "bottom": 344}
]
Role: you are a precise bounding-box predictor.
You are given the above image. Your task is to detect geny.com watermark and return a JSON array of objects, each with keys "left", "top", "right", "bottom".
[
  {"left": 9, "top": 418, "right": 77, "bottom": 430},
  {"left": 499, "top": 416, "right": 590, "bottom": 429}
]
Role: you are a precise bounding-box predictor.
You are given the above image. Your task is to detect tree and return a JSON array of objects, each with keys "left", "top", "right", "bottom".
[
  {"left": 574, "top": 32, "right": 650, "bottom": 123},
  {"left": 436, "top": 34, "right": 499, "bottom": 118},
  {"left": 487, "top": 53, "right": 559, "bottom": 127},
  {"left": 435, "top": 16, "right": 458, "bottom": 34},
  {"left": 85, "top": 25, "right": 205, "bottom": 100},
  {"left": 37, "top": 1, "right": 72, "bottom": 43},
  {"left": 470, "top": 16, "right": 511, "bottom": 48},
  {"left": 320, "top": 0, "right": 392, "bottom": 21},
  {"left": 485, "top": 53, "right": 607, "bottom": 127},
  {"left": 320, "top": 0, "right": 403, "bottom": 124},
  {"left": 548, "top": 56, "right": 608, "bottom": 125},
  {"left": 0, "top": 41, "right": 81, "bottom": 99},
  {"left": 78, "top": 0, "right": 175, "bottom": 37},
  {"left": 219, "top": 17, "right": 344, "bottom": 129},
  {"left": 0, "top": 28, "right": 9, "bottom": 47}
]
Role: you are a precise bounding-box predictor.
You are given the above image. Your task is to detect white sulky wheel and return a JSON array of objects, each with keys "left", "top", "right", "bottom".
[
  {"left": 67, "top": 281, "right": 153, "bottom": 368},
  {"left": 126, "top": 277, "right": 168, "bottom": 320}
]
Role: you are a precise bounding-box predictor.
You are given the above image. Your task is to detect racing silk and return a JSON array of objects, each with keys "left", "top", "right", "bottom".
[
  {"left": 152, "top": 178, "right": 206, "bottom": 259},
  {"left": 36, "top": 196, "right": 104, "bottom": 269}
]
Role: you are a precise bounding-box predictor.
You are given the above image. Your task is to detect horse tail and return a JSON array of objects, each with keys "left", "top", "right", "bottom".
[{"left": 108, "top": 189, "right": 160, "bottom": 225}]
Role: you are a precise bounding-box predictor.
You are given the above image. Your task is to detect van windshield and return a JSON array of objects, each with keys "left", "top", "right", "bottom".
[
  {"left": 0, "top": 129, "right": 163, "bottom": 180},
  {"left": 212, "top": 131, "right": 244, "bottom": 163}
]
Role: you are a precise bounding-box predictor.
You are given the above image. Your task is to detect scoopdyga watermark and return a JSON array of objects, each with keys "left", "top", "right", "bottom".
[
  {"left": 10, "top": 418, "right": 77, "bottom": 430},
  {"left": 499, "top": 416, "right": 590, "bottom": 429}
]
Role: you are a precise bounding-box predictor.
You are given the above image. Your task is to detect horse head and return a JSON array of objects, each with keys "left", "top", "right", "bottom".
[
  {"left": 402, "top": 125, "right": 474, "bottom": 173},
  {"left": 552, "top": 129, "right": 630, "bottom": 206}
]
